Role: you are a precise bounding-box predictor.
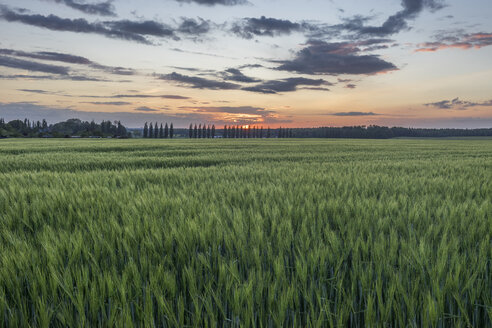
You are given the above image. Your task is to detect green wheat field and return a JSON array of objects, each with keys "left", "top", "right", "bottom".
[{"left": 0, "top": 138, "right": 491, "bottom": 327}]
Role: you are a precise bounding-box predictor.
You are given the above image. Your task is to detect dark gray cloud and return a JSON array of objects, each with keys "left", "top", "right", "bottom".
[
  {"left": 82, "top": 101, "right": 131, "bottom": 105},
  {"left": 276, "top": 40, "right": 397, "bottom": 75},
  {"left": 243, "top": 77, "right": 330, "bottom": 94},
  {"left": 158, "top": 69, "right": 333, "bottom": 94},
  {"left": 345, "top": 84, "right": 356, "bottom": 89},
  {"left": 104, "top": 20, "right": 175, "bottom": 38},
  {"left": 159, "top": 72, "right": 241, "bottom": 90},
  {"left": 0, "top": 55, "right": 70, "bottom": 74},
  {"left": 1, "top": 74, "right": 109, "bottom": 81},
  {"left": 175, "top": 0, "right": 247, "bottom": 6},
  {"left": 0, "top": 7, "right": 151, "bottom": 43},
  {"left": 231, "top": 16, "right": 303, "bottom": 39},
  {"left": 339, "top": 0, "right": 446, "bottom": 37},
  {"left": 330, "top": 111, "right": 379, "bottom": 116},
  {"left": 416, "top": 32, "right": 492, "bottom": 52},
  {"left": 0, "top": 6, "right": 219, "bottom": 43},
  {"left": 18, "top": 89, "right": 54, "bottom": 95},
  {"left": 222, "top": 68, "right": 260, "bottom": 83},
  {"left": 50, "top": 0, "right": 116, "bottom": 16},
  {"left": 0, "top": 48, "right": 135, "bottom": 75},
  {"left": 135, "top": 106, "right": 159, "bottom": 112},
  {"left": 178, "top": 18, "right": 211, "bottom": 35},
  {"left": 424, "top": 98, "right": 492, "bottom": 109}
]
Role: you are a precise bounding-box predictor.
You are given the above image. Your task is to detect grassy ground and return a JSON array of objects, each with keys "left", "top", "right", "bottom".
[{"left": 0, "top": 138, "right": 491, "bottom": 327}]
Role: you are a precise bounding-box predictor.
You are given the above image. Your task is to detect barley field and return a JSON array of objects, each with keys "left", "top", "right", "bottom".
[{"left": 0, "top": 138, "right": 491, "bottom": 327}]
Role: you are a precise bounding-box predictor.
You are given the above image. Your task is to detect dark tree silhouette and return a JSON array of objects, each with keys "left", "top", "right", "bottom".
[
  {"left": 198, "top": 124, "right": 202, "bottom": 138},
  {"left": 212, "top": 125, "right": 216, "bottom": 138},
  {"left": 194, "top": 124, "right": 198, "bottom": 138},
  {"left": 165, "top": 123, "right": 169, "bottom": 138},
  {"left": 202, "top": 124, "right": 206, "bottom": 139},
  {"left": 143, "top": 122, "right": 149, "bottom": 138},
  {"left": 154, "top": 123, "right": 158, "bottom": 138},
  {"left": 189, "top": 123, "right": 193, "bottom": 138},
  {"left": 149, "top": 122, "right": 153, "bottom": 138},
  {"left": 170, "top": 123, "right": 174, "bottom": 138},
  {"left": 207, "top": 125, "right": 211, "bottom": 138},
  {"left": 159, "top": 123, "right": 164, "bottom": 138},
  {"left": 224, "top": 125, "right": 228, "bottom": 138}
]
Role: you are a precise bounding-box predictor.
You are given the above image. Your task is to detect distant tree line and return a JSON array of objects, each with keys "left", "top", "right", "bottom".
[
  {"left": 289, "top": 126, "right": 492, "bottom": 139},
  {"left": 0, "top": 118, "right": 129, "bottom": 138},
  {"left": 188, "top": 124, "right": 216, "bottom": 138},
  {"left": 143, "top": 122, "right": 174, "bottom": 138}
]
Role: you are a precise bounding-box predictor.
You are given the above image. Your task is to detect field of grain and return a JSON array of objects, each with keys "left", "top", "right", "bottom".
[{"left": 0, "top": 138, "right": 491, "bottom": 327}]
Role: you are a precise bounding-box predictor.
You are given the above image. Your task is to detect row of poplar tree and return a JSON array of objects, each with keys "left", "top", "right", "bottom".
[
  {"left": 222, "top": 125, "right": 294, "bottom": 138},
  {"left": 188, "top": 124, "right": 216, "bottom": 138},
  {"left": 143, "top": 122, "right": 174, "bottom": 138}
]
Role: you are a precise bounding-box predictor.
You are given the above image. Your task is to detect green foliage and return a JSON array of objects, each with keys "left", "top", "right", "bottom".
[{"left": 0, "top": 138, "right": 490, "bottom": 327}]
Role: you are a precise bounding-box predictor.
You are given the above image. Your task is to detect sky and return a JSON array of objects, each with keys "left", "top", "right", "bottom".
[{"left": 0, "top": 0, "right": 491, "bottom": 128}]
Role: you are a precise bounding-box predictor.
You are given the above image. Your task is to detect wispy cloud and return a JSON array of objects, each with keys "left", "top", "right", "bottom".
[
  {"left": 174, "top": 0, "right": 247, "bottom": 6},
  {"left": 81, "top": 101, "right": 132, "bottom": 105},
  {"left": 416, "top": 32, "right": 492, "bottom": 52},
  {"left": 0, "top": 48, "right": 135, "bottom": 75},
  {"left": 0, "top": 55, "right": 69, "bottom": 74},
  {"left": 158, "top": 72, "right": 241, "bottom": 90},
  {"left": 135, "top": 106, "right": 160, "bottom": 112},
  {"left": 336, "top": 0, "right": 445, "bottom": 37},
  {"left": 242, "top": 77, "right": 331, "bottom": 94},
  {"left": 424, "top": 97, "right": 492, "bottom": 109},
  {"left": 330, "top": 111, "right": 379, "bottom": 116},
  {"left": 49, "top": 0, "right": 116, "bottom": 17}
]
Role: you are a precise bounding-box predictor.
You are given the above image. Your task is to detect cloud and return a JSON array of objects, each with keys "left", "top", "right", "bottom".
[
  {"left": 178, "top": 18, "right": 211, "bottom": 35},
  {"left": 110, "top": 94, "right": 190, "bottom": 99},
  {"left": 104, "top": 20, "right": 175, "bottom": 38},
  {"left": 0, "top": 101, "right": 208, "bottom": 127},
  {"left": 339, "top": 0, "right": 446, "bottom": 37},
  {"left": 0, "top": 55, "right": 70, "bottom": 74},
  {"left": 159, "top": 72, "right": 241, "bottom": 90},
  {"left": 242, "top": 77, "right": 330, "bottom": 94},
  {"left": 1, "top": 74, "right": 109, "bottom": 81},
  {"left": 182, "top": 105, "right": 269, "bottom": 115},
  {"left": 0, "top": 7, "right": 152, "bottom": 43},
  {"left": 135, "top": 106, "right": 159, "bottom": 112},
  {"left": 18, "top": 89, "right": 54, "bottom": 94},
  {"left": 424, "top": 97, "right": 492, "bottom": 109},
  {"left": 222, "top": 68, "right": 260, "bottom": 83},
  {"left": 178, "top": 105, "right": 291, "bottom": 124},
  {"left": 416, "top": 32, "right": 492, "bottom": 52},
  {"left": 231, "top": 16, "right": 303, "bottom": 39},
  {"left": 276, "top": 40, "right": 397, "bottom": 75},
  {"left": 345, "top": 84, "right": 356, "bottom": 89},
  {"left": 330, "top": 111, "right": 379, "bottom": 116},
  {"left": 0, "top": 48, "right": 135, "bottom": 75},
  {"left": 82, "top": 101, "right": 132, "bottom": 105},
  {"left": 0, "top": 102, "right": 290, "bottom": 127},
  {"left": 174, "top": 0, "right": 247, "bottom": 6},
  {"left": 50, "top": 0, "right": 116, "bottom": 16}
]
